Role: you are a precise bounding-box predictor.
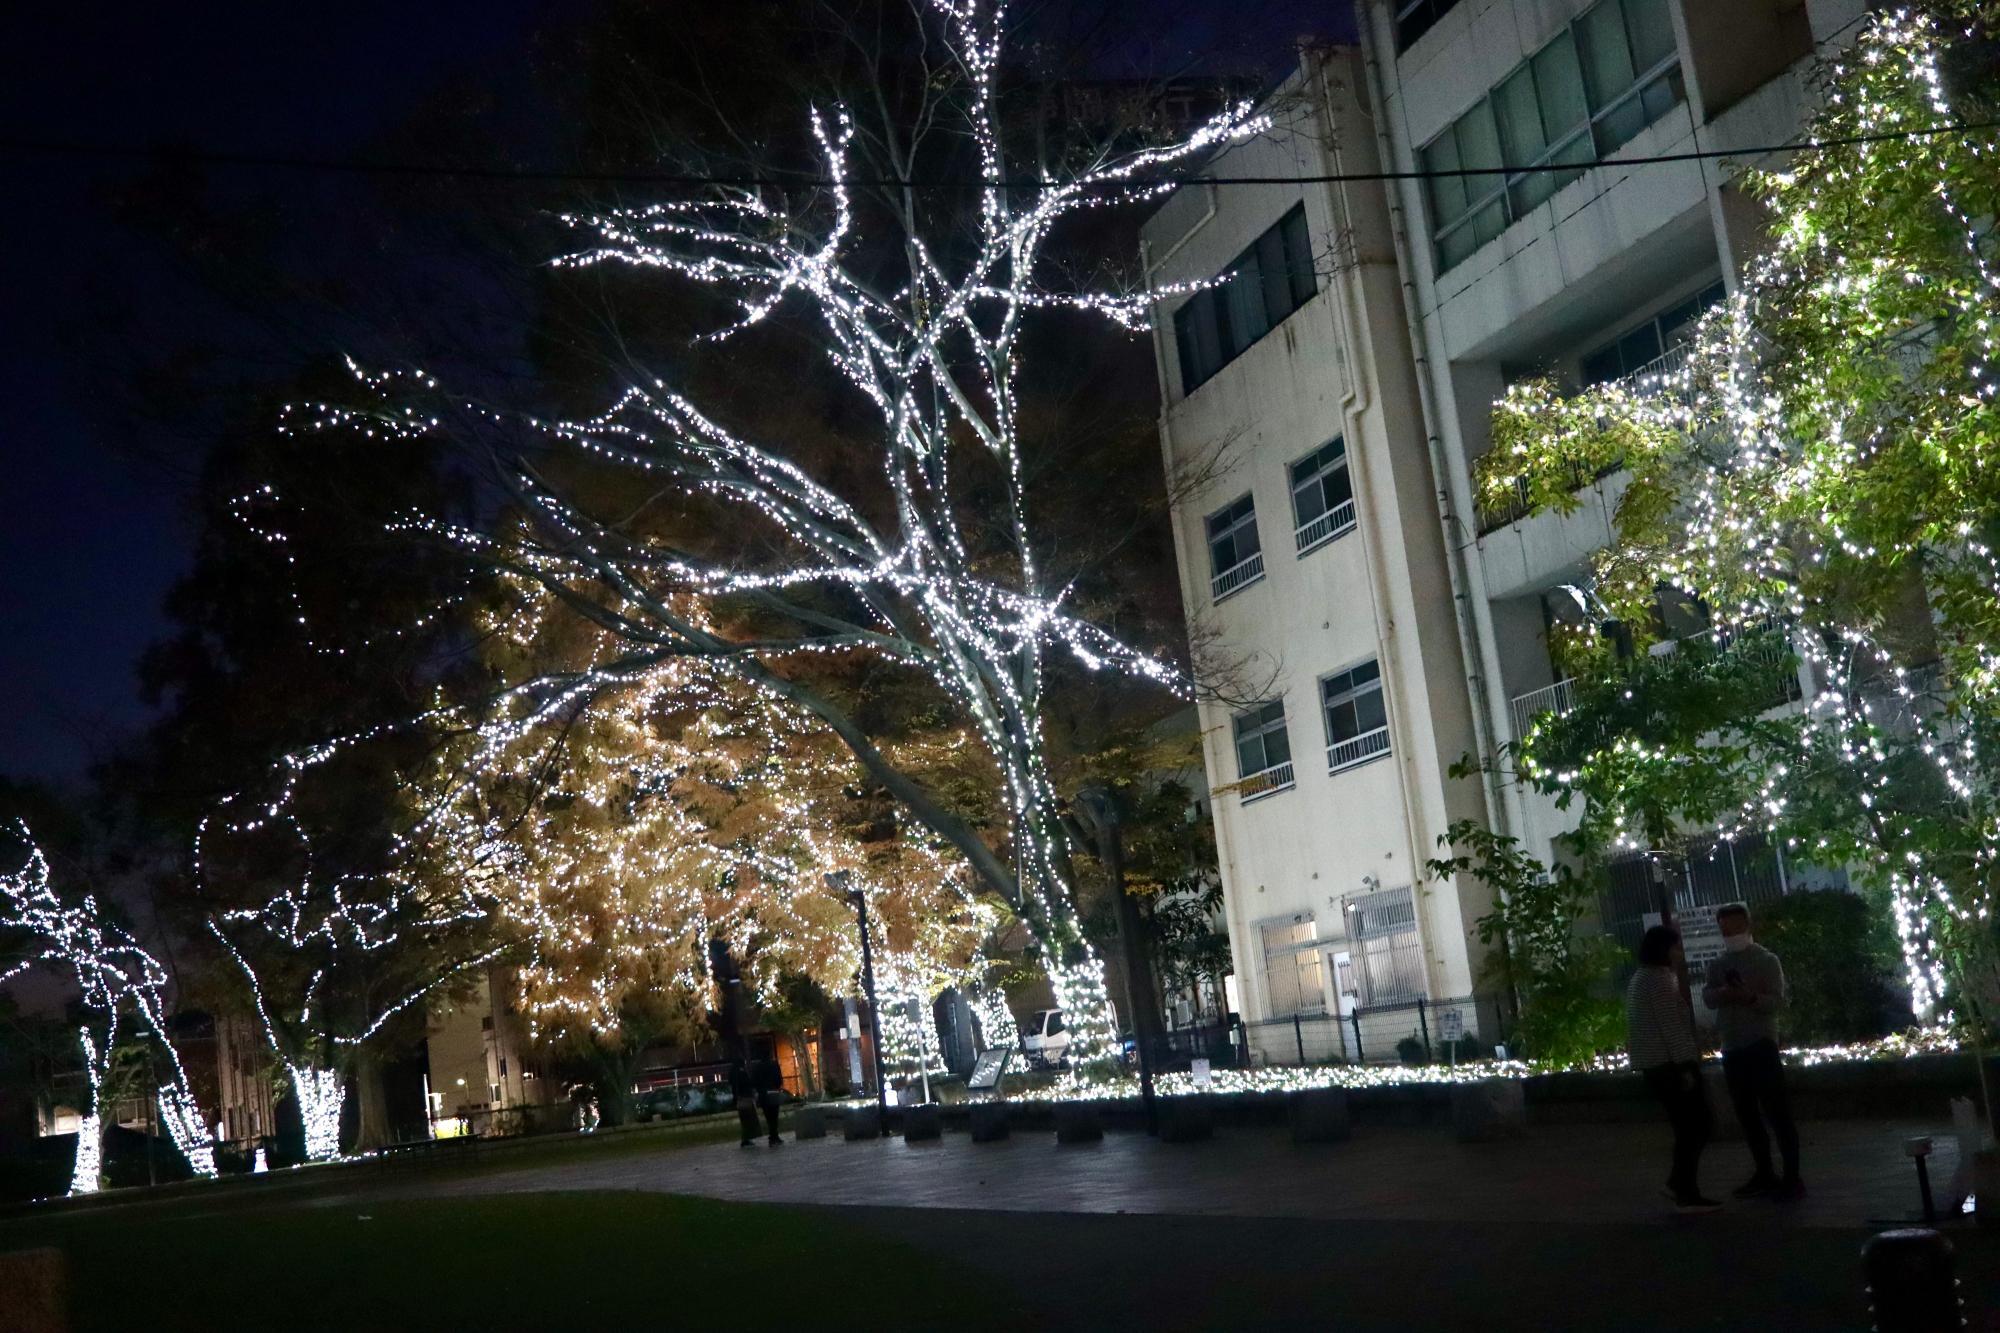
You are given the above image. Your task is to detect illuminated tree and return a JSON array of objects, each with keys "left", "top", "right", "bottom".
[
  {"left": 0, "top": 824, "right": 218, "bottom": 1191},
  {"left": 1482, "top": 5, "right": 2000, "bottom": 1034},
  {"left": 429, "top": 580, "right": 998, "bottom": 1044},
  {"left": 284, "top": 0, "right": 1265, "bottom": 1062}
]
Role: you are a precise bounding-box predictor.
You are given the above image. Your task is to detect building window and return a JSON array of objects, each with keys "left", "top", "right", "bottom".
[
  {"left": 1580, "top": 280, "right": 1725, "bottom": 385},
  {"left": 1260, "top": 914, "right": 1326, "bottom": 1016},
  {"left": 1206, "top": 493, "right": 1265, "bottom": 600},
  {"left": 1322, "top": 659, "right": 1391, "bottom": 772},
  {"left": 1348, "top": 885, "right": 1425, "bottom": 1004},
  {"left": 1290, "top": 437, "right": 1355, "bottom": 554},
  {"left": 1232, "top": 700, "right": 1295, "bottom": 800},
  {"left": 1422, "top": 0, "right": 1682, "bottom": 272},
  {"left": 498, "top": 1057, "right": 508, "bottom": 1078},
  {"left": 1394, "top": 0, "right": 1463, "bottom": 53},
  {"left": 1174, "top": 203, "right": 1316, "bottom": 393}
]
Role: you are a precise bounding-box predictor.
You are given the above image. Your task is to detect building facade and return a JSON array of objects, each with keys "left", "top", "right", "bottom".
[
  {"left": 425, "top": 967, "right": 557, "bottom": 1136},
  {"left": 1358, "top": 0, "right": 1867, "bottom": 925},
  {"left": 1146, "top": 0, "right": 1873, "bottom": 1059},
  {"left": 1143, "top": 48, "right": 1493, "bottom": 1062}
]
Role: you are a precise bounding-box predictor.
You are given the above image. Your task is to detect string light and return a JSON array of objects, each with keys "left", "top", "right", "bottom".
[
  {"left": 1485, "top": 5, "right": 2000, "bottom": 1023},
  {"left": 266, "top": 0, "right": 1269, "bottom": 1066}
]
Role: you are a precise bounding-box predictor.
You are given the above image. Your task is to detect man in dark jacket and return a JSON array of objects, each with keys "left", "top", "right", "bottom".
[
  {"left": 729, "top": 1059, "right": 759, "bottom": 1147},
  {"left": 753, "top": 1052, "right": 785, "bottom": 1145}
]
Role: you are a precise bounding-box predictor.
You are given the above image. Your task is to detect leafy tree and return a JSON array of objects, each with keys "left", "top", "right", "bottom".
[
  {"left": 1429, "top": 821, "right": 1623, "bottom": 1067},
  {"left": 1477, "top": 4, "right": 2000, "bottom": 1062}
]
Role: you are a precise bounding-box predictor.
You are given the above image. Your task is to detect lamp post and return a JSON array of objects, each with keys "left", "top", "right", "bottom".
[{"left": 829, "top": 871, "right": 888, "bottom": 1119}]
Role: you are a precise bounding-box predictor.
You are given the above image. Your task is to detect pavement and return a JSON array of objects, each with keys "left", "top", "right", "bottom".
[{"left": 400, "top": 1114, "right": 1998, "bottom": 1330}]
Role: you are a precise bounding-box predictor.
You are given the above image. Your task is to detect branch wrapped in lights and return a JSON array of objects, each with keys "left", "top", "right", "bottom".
[
  {"left": 276, "top": 0, "right": 1267, "bottom": 1065},
  {"left": 1481, "top": 4, "right": 2000, "bottom": 1025}
]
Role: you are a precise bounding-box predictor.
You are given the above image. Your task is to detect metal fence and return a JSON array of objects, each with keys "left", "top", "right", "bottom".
[{"left": 1152, "top": 994, "right": 1505, "bottom": 1071}]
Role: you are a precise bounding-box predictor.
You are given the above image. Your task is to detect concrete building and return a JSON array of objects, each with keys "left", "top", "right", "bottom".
[
  {"left": 1356, "top": 0, "right": 1868, "bottom": 940},
  {"left": 426, "top": 967, "right": 557, "bottom": 1136},
  {"left": 1142, "top": 47, "right": 1494, "bottom": 1063},
  {"left": 1145, "top": 1, "right": 1874, "bottom": 1060}
]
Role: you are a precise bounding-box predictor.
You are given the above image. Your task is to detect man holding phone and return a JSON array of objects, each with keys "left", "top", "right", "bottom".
[{"left": 1701, "top": 903, "right": 1803, "bottom": 1199}]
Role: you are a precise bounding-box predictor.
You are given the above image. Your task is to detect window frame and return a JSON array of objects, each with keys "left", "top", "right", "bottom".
[
  {"left": 1206, "top": 492, "right": 1266, "bottom": 601},
  {"left": 1258, "top": 913, "right": 1327, "bottom": 1017},
  {"left": 1174, "top": 203, "right": 1318, "bottom": 394},
  {"left": 1289, "top": 437, "right": 1356, "bottom": 555},
  {"left": 1321, "top": 658, "right": 1392, "bottom": 774},
  {"left": 1232, "top": 699, "right": 1295, "bottom": 801},
  {"left": 1421, "top": 0, "right": 1684, "bottom": 273}
]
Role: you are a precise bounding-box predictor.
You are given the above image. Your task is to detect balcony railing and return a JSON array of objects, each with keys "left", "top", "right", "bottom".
[
  {"left": 1295, "top": 498, "right": 1356, "bottom": 555},
  {"left": 1508, "top": 677, "right": 1578, "bottom": 740},
  {"left": 1239, "top": 761, "right": 1296, "bottom": 803},
  {"left": 1211, "top": 552, "right": 1266, "bottom": 602},
  {"left": 1326, "top": 726, "right": 1391, "bottom": 773},
  {"left": 1477, "top": 345, "right": 1691, "bottom": 535}
]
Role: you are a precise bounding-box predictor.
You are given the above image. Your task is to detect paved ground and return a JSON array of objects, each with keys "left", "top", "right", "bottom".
[
  {"left": 425, "top": 1116, "right": 1960, "bottom": 1228},
  {"left": 384, "top": 1115, "right": 1998, "bottom": 1330}
]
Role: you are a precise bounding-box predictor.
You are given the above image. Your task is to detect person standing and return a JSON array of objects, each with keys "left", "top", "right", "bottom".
[
  {"left": 729, "top": 1058, "right": 759, "bottom": 1148},
  {"left": 753, "top": 1052, "right": 785, "bottom": 1146},
  {"left": 1626, "top": 925, "right": 1717, "bottom": 1213},
  {"left": 1702, "top": 903, "right": 1803, "bottom": 1199}
]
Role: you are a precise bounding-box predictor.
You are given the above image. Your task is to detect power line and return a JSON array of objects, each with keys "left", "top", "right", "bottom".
[{"left": 1, "top": 117, "right": 1993, "bottom": 191}]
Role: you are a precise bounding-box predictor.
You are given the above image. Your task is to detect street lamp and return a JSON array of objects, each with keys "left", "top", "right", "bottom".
[{"left": 828, "top": 871, "right": 889, "bottom": 1120}]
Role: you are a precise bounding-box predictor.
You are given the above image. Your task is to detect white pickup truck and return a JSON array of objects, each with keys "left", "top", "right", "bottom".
[{"left": 1019, "top": 1005, "right": 1127, "bottom": 1069}]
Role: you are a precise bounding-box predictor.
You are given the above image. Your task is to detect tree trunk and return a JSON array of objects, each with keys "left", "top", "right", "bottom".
[
  {"left": 351, "top": 1045, "right": 393, "bottom": 1153},
  {"left": 791, "top": 1032, "right": 818, "bottom": 1098}
]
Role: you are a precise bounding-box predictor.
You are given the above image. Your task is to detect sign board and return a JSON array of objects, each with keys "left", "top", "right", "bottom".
[
  {"left": 1644, "top": 907, "right": 1726, "bottom": 977},
  {"left": 1438, "top": 1007, "right": 1465, "bottom": 1043},
  {"left": 967, "top": 1046, "right": 1012, "bottom": 1092},
  {"left": 1190, "top": 1057, "right": 1212, "bottom": 1089}
]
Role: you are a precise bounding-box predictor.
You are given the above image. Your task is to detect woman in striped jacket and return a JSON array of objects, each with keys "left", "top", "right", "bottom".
[{"left": 1626, "top": 925, "right": 1718, "bottom": 1212}]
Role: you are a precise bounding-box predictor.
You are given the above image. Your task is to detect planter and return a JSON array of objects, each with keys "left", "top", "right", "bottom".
[
  {"left": 969, "top": 1102, "right": 1011, "bottom": 1142},
  {"left": 1159, "top": 1097, "right": 1214, "bottom": 1143},
  {"left": 792, "top": 1105, "right": 828, "bottom": 1141},
  {"left": 903, "top": 1104, "right": 942, "bottom": 1142},
  {"left": 842, "top": 1106, "right": 882, "bottom": 1141},
  {"left": 1289, "top": 1087, "right": 1353, "bottom": 1143},
  {"left": 1054, "top": 1102, "right": 1103, "bottom": 1144},
  {"left": 1452, "top": 1078, "right": 1526, "bottom": 1143}
]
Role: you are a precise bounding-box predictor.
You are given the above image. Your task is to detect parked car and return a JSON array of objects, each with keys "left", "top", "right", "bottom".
[{"left": 1021, "top": 1008, "right": 1068, "bottom": 1069}]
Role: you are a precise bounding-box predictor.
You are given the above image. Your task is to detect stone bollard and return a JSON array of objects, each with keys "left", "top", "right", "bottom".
[
  {"left": 969, "top": 1102, "right": 1011, "bottom": 1142},
  {"left": 1451, "top": 1078, "right": 1526, "bottom": 1143},
  {"left": 1289, "top": 1087, "right": 1353, "bottom": 1144},
  {"left": 842, "top": 1105, "right": 882, "bottom": 1141},
  {"left": 1054, "top": 1102, "right": 1104, "bottom": 1144},
  {"left": 792, "top": 1104, "right": 828, "bottom": 1141},
  {"left": 1862, "top": 1228, "right": 1963, "bottom": 1332},
  {"left": 0, "top": 1247, "right": 66, "bottom": 1333},
  {"left": 1159, "top": 1096, "right": 1214, "bottom": 1143},
  {"left": 903, "top": 1104, "right": 942, "bottom": 1142}
]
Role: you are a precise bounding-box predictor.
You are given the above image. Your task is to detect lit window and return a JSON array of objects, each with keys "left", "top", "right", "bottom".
[{"left": 1290, "top": 438, "right": 1355, "bottom": 553}]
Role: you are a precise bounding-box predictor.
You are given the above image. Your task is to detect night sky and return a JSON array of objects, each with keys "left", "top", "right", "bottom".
[{"left": 0, "top": 1, "right": 1346, "bottom": 787}]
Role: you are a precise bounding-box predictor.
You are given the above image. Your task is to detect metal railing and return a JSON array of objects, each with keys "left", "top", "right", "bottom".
[
  {"left": 1238, "top": 760, "right": 1296, "bottom": 803},
  {"left": 1477, "top": 344, "right": 1690, "bottom": 535},
  {"left": 1211, "top": 552, "right": 1266, "bottom": 601},
  {"left": 1294, "top": 498, "right": 1356, "bottom": 554},
  {"left": 1226, "top": 994, "right": 1502, "bottom": 1068},
  {"left": 1508, "top": 677, "right": 1578, "bottom": 739},
  {"left": 1326, "top": 726, "right": 1391, "bottom": 773}
]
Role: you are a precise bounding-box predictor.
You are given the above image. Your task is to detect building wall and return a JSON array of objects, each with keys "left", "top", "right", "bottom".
[
  {"left": 1144, "top": 49, "right": 1492, "bottom": 1050},
  {"left": 425, "top": 968, "right": 552, "bottom": 1133},
  {"left": 1357, "top": 0, "right": 1867, "bottom": 870}
]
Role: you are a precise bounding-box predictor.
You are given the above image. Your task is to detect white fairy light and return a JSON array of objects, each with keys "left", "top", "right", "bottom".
[{"left": 269, "top": 0, "right": 1267, "bottom": 1064}]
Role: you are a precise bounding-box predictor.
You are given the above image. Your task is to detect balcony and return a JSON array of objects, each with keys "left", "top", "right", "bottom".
[
  {"left": 1211, "top": 552, "right": 1266, "bottom": 602},
  {"left": 1508, "top": 677, "right": 1578, "bottom": 740},
  {"left": 1238, "top": 761, "right": 1296, "bottom": 804},
  {"left": 1326, "top": 726, "right": 1391, "bottom": 774},
  {"left": 1477, "top": 344, "right": 1690, "bottom": 536},
  {"left": 1295, "top": 498, "right": 1356, "bottom": 556}
]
